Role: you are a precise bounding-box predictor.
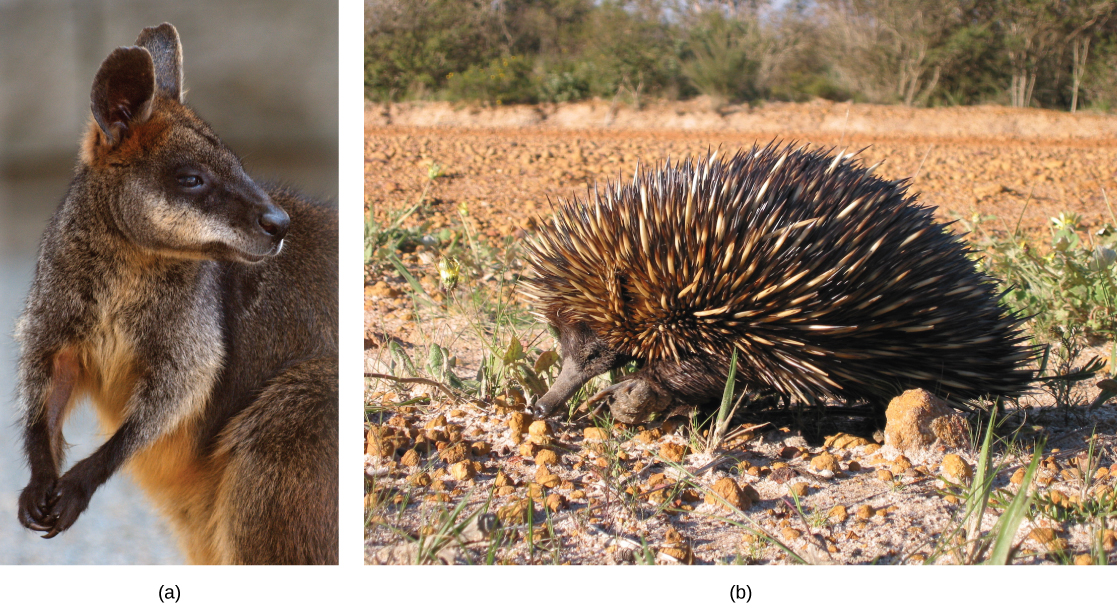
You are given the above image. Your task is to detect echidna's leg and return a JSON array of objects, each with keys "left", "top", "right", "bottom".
[
  {"left": 598, "top": 357, "right": 731, "bottom": 424},
  {"left": 595, "top": 378, "right": 676, "bottom": 424}
]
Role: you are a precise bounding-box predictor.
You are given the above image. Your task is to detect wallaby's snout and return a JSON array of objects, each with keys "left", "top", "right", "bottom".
[
  {"left": 219, "top": 175, "right": 291, "bottom": 260},
  {"left": 258, "top": 203, "right": 290, "bottom": 240}
]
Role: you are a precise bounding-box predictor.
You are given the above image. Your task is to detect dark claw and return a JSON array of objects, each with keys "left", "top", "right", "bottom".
[
  {"left": 18, "top": 476, "right": 61, "bottom": 534},
  {"left": 41, "top": 474, "right": 93, "bottom": 536},
  {"left": 26, "top": 520, "right": 54, "bottom": 532}
]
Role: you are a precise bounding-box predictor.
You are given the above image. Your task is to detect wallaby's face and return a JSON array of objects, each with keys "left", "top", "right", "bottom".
[{"left": 83, "top": 25, "right": 289, "bottom": 263}]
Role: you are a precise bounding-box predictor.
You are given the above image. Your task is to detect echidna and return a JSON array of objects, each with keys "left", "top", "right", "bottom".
[{"left": 522, "top": 144, "right": 1033, "bottom": 423}]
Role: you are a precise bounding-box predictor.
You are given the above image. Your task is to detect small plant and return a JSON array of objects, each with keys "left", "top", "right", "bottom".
[
  {"left": 1032, "top": 333, "right": 1107, "bottom": 417},
  {"left": 976, "top": 211, "right": 1117, "bottom": 344},
  {"left": 926, "top": 406, "right": 1044, "bottom": 565},
  {"left": 364, "top": 160, "right": 446, "bottom": 273}
]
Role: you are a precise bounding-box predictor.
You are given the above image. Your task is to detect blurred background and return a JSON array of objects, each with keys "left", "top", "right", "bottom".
[{"left": 0, "top": 0, "right": 338, "bottom": 564}]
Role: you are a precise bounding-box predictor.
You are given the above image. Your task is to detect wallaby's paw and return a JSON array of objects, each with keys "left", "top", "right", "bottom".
[
  {"left": 18, "top": 476, "right": 59, "bottom": 535},
  {"left": 43, "top": 473, "right": 95, "bottom": 538}
]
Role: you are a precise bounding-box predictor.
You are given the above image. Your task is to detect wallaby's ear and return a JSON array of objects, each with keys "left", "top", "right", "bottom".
[
  {"left": 90, "top": 47, "right": 155, "bottom": 145},
  {"left": 135, "top": 23, "right": 183, "bottom": 102}
]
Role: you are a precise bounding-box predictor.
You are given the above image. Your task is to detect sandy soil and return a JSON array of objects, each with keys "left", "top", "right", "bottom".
[{"left": 364, "top": 100, "right": 1117, "bottom": 565}]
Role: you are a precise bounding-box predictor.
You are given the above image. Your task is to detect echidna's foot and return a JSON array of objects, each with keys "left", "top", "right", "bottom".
[{"left": 589, "top": 378, "right": 674, "bottom": 424}]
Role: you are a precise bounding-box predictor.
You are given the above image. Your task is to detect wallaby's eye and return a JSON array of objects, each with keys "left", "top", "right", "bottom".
[{"left": 178, "top": 174, "right": 204, "bottom": 189}]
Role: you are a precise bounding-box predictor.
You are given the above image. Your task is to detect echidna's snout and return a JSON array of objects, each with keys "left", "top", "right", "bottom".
[
  {"left": 534, "top": 322, "right": 628, "bottom": 418},
  {"left": 534, "top": 359, "right": 593, "bottom": 418},
  {"left": 536, "top": 344, "right": 607, "bottom": 415}
]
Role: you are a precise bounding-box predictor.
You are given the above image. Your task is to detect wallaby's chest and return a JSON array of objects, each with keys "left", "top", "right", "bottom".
[{"left": 74, "top": 259, "right": 224, "bottom": 426}]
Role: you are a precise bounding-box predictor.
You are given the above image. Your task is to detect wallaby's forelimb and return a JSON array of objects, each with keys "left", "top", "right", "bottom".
[{"left": 18, "top": 349, "right": 79, "bottom": 536}]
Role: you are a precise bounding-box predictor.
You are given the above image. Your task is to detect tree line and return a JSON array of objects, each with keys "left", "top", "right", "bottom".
[{"left": 366, "top": 0, "right": 1117, "bottom": 112}]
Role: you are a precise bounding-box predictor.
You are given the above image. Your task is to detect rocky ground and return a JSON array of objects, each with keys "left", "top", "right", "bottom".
[{"left": 364, "top": 99, "right": 1117, "bottom": 565}]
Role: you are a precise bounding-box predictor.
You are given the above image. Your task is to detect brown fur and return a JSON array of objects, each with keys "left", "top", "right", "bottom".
[{"left": 14, "top": 23, "right": 338, "bottom": 564}]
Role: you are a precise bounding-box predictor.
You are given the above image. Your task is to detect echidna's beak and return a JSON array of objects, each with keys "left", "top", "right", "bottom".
[{"left": 534, "top": 357, "right": 597, "bottom": 418}]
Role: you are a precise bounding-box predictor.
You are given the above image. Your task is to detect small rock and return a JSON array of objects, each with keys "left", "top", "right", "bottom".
[
  {"left": 824, "top": 432, "right": 870, "bottom": 450},
  {"left": 584, "top": 427, "right": 608, "bottom": 442},
  {"left": 1074, "top": 554, "right": 1093, "bottom": 565},
  {"left": 972, "top": 183, "right": 1005, "bottom": 200},
  {"left": 828, "top": 505, "right": 848, "bottom": 524},
  {"left": 779, "top": 446, "right": 801, "bottom": 459},
  {"left": 496, "top": 499, "right": 530, "bottom": 525},
  {"left": 1029, "top": 527, "right": 1065, "bottom": 552},
  {"left": 884, "top": 389, "right": 966, "bottom": 453},
  {"left": 1102, "top": 530, "right": 1116, "bottom": 551},
  {"left": 439, "top": 442, "right": 469, "bottom": 464},
  {"left": 855, "top": 504, "right": 875, "bottom": 520},
  {"left": 545, "top": 494, "right": 566, "bottom": 512},
  {"left": 740, "top": 484, "right": 760, "bottom": 503},
  {"left": 705, "top": 477, "right": 750, "bottom": 511},
  {"left": 659, "top": 442, "right": 688, "bottom": 462},
  {"left": 929, "top": 414, "right": 970, "bottom": 449},
  {"left": 660, "top": 546, "right": 693, "bottom": 564},
  {"left": 847, "top": 461, "right": 861, "bottom": 472},
  {"left": 494, "top": 470, "right": 515, "bottom": 487},
  {"left": 810, "top": 452, "right": 840, "bottom": 473},
  {"left": 528, "top": 420, "right": 551, "bottom": 438},
  {"left": 877, "top": 469, "right": 894, "bottom": 482},
  {"left": 407, "top": 472, "right": 431, "bottom": 487},
  {"left": 508, "top": 412, "right": 532, "bottom": 435},
  {"left": 470, "top": 441, "right": 491, "bottom": 456},
  {"left": 367, "top": 281, "right": 401, "bottom": 298},
  {"left": 449, "top": 460, "right": 475, "bottom": 481},
  {"left": 495, "top": 485, "right": 516, "bottom": 497},
  {"left": 1010, "top": 468, "right": 1026, "bottom": 485},
  {"left": 788, "top": 481, "right": 810, "bottom": 497},
  {"left": 636, "top": 428, "right": 663, "bottom": 443},
  {"left": 571, "top": 490, "right": 587, "bottom": 500},
  {"left": 400, "top": 449, "right": 421, "bottom": 468},
  {"left": 940, "top": 454, "right": 973, "bottom": 484},
  {"left": 535, "top": 449, "right": 559, "bottom": 467},
  {"left": 426, "top": 415, "right": 447, "bottom": 429},
  {"left": 518, "top": 442, "right": 538, "bottom": 458},
  {"left": 535, "top": 465, "right": 561, "bottom": 488},
  {"left": 781, "top": 527, "right": 802, "bottom": 540},
  {"left": 448, "top": 409, "right": 465, "bottom": 418}
]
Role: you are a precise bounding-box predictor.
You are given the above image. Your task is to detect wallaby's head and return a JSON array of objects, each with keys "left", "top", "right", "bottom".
[{"left": 81, "top": 23, "right": 289, "bottom": 263}]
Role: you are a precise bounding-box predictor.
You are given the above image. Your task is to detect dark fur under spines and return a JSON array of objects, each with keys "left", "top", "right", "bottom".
[
  {"left": 14, "top": 23, "right": 337, "bottom": 564},
  {"left": 524, "top": 144, "right": 1033, "bottom": 422}
]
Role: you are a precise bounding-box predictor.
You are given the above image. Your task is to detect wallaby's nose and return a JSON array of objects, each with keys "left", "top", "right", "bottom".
[{"left": 258, "top": 206, "right": 290, "bottom": 239}]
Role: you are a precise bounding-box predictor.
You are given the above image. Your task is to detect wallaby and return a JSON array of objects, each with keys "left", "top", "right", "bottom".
[{"left": 14, "top": 23, "right": 338, "bottom": 565}]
